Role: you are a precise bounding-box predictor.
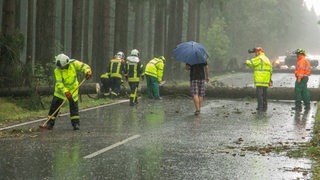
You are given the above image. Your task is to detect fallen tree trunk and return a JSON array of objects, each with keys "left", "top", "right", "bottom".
[{"left": 0, "top": 83, "right": 319, "bottom": 101}]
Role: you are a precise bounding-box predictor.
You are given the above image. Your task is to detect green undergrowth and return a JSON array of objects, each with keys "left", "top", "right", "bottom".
[{"left": 0, "top": 95, "right": 112, "bottom": 124}]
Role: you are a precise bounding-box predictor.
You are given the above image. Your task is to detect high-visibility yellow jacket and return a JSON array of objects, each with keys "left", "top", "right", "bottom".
[
  {"left": 54, "top": 60, "right": 91, "bottom": 101},
  {"left": 294, "top": 55, "right": 311, "bottom": 81},
  {"left": 246, "top": 53, "right": 272, "bottom": 87},
  {"left": 107, "top": 58, "right": 125, "bottom": 78},
  {"left": 125, "top": 56, "right": 144, "bottom": 82},
  {"left": 145, "top": 58, "right": 164, "bottom": 82}
]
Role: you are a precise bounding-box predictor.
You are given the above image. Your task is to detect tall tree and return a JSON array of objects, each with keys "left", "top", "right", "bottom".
[
  {"left": 60, "top": 0, "right": 66, "bottom": 52},
  {"left": 71, "top": 0, "right": 83, "bottom": 59},
  {"left": 114, "top": 0, "right": 129, "bottom": 54},
  {"left": 92, "top": 0, "right": 110, "bottom": 79},
  {"left": 147, "top": 0, "right": 155, "bottom": 59},
  {"left": 35, "top": 0, "right": 56, "bottom": 66},
  {"left": 24, "top": 0, "right": 35, "bottom": 87},
  {"left": 153, "top": 0, "right": 166, "bottom": 56},
  {"left": 166, "top": 0, "right": 184, "bottom": 78},
  {"left": 132, "top": 0, "right": 144, "bottom": 51},
  {"left": 0, "top": 0, "right": 22, "bottom": 87},
  {"left": 82, "top": 0, "right": 90, "bottom": 62},
  {"left": 186, "top": 0, "right": 199, "bottom": 41}
]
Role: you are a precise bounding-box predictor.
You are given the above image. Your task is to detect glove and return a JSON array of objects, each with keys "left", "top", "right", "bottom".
[
  {"left": 65, "top": 91, "right": 72, "bottom": 100},
  {"left": 86, "top": 71, "right": 92, "bottom": 80}
]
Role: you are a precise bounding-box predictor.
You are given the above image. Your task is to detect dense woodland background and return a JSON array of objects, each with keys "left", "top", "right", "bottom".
[{"left": 0, "top": 0, "right": 320, "bottom": 89}]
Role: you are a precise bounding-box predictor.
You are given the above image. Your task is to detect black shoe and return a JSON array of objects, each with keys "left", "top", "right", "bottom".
[
  {"left": 71, "top": 120, "right": 80, "bottom": 130},
  {"left": 73, "top": 124, "right": 80, "bottom": 130},
  {"left": 292, "top": 107, "right": 302, "bottom": 111},
  {"left": 305, "top": 106, "right": 310, "bottom": 111},
  {"left": 46, "top": 119, "right": 55, "bottom": 130}
]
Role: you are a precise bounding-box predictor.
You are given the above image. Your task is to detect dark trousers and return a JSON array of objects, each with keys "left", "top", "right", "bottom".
[
  {"left": 256, "top": 86, "right": 268, "bottom": 110},
  {"left": 100, "top": 78, "right": 111, "bottom": 93},
  {"left": 48, "top": 96, "right": 79, "bottom": 120},
  {"left": 110, "top": 77, "right": 122, "bottom": 97},
  {"left": 129, "top": 82, "right": 139, "bottom": 98}
]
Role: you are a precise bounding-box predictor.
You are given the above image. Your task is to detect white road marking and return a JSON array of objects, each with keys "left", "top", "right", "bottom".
[
  {"left": 83, "top": 134, "right": 141, "bottom": 159},
  {"left": 0, "top": 99, "right": 129, "bottom": 131}
]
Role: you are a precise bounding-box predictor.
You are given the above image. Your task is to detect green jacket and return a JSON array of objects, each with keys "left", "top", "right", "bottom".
[
  {"left": 246, "top": 53, "right": 272, "bottom": 87},
  {"left": 54, "top": 60, "right": 91, "bottom": 101},
  {"left": 145, "top": 58, "right": 164, "bottom": 82}
]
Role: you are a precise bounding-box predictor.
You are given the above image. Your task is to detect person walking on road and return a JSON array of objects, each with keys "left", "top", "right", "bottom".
[
  {"left": 46, "top": 54, "right": 92, "bottom": 130},
  {"left": 145, "top": 56, "right": 166, "bottom": 100},
  {"left": 185, "top": 62, "right": 209, "bottom": 115},
  {"left": 125, "top": 49, "right": 145, "bottom": 106},
  {"left": 107, "top": 51, "right": 126, "bottom": 99},
  {"left": 293, "top": 49, "right": 311, "bottom": 111},
  {"left": 246, "top": 47, "right": 272, "bottom": 111}
]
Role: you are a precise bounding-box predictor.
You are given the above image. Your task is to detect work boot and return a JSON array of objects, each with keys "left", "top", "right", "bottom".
[
  {"left": 292, "top": 106, "right": 302, "bottom": 112},
  {"left": 305, "top": 104, "right": 311, "bottom": 112},
  {"left": 71, "top": 119, "right": 80, "bottom": 130},
  {"left": 129, "top": 97, "right": 134, "bottom": 106},
  {"left": 46, "top": 119, "right": 55, "bottom": 130}
]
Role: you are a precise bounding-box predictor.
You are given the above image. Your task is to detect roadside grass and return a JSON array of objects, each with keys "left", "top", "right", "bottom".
[{"left": 0, "top": 95, "right": 113, "bottom": 125}]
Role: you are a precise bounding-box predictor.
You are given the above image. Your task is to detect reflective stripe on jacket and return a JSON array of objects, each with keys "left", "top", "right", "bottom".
[
  {"left": 54, "top": 60, "right": 91, "bottom": 101},
  {"left": 246, "top": 53, "right": 272, "bottom": 87},
  {"left": 145, "top": 58, "right": 164, "bottom": 82},
  {"left": 125, "top": 57, "right": 144, "bottom": 82},
  {"left": 108, "top": 58, "right": 125, "bottom": 78},
  {"left": 294, "top": 56, "right": 311, "bottom": 81}
]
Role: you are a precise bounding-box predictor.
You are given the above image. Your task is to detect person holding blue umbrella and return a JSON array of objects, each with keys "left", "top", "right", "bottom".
[
  {"left": 185, "top": 62, "right": 209, "bottom": 115},
  {"left": 173, "top": 41, "right": 210, "bottom": 115}
]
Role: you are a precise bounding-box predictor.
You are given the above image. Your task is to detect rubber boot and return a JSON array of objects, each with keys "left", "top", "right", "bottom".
[
  {"left": 46, "top": 119, "right": 55, "bottom": 130},
  {"left": 71, "top": 119, "right": 80, "bottom": 130},
  {"left": 305, "top": 103, "right": 311, "bottom": 111},
  {"left": 129, "top": 97, "right": 134, "bottom": 106}
]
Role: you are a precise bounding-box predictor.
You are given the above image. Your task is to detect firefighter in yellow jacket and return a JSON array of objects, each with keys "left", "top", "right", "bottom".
[
  {"left": 45, "top": 54, "right": 92, "bottom": 130},
  {"left": 107, "top": 51, "right": 126, "bottom": 99},
  {"left": 145, "top": 56, "right": 165, "bottom": 99},
  {"left": 125, "top": 49, "right": 145, "bottom": 106}
]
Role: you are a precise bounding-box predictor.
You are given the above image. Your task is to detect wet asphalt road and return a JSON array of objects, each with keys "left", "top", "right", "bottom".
[{"left": 0, "top": 72, "right": 318, "bottom": 180}]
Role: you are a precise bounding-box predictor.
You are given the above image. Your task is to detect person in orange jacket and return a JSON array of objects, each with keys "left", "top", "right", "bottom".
[{"left": 293, "top": 49, "right": 311, "bottom": 111}]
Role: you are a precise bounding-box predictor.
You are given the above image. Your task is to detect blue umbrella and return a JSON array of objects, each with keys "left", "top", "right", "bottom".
[{"left": 172, "top": 41, "right": 209, "bottom": 65}]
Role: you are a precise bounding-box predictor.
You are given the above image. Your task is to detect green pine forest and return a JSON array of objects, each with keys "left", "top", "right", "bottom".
[{"left": 0, "top": 0, "right": 319, "bottom": 88}]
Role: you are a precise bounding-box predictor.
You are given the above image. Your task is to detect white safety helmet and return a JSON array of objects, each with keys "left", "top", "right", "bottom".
[
  {"left": 130, "top": 49, "right": 139, "bottom": 57},
  {"left": 115, "top": 51, "right": 125, "bottom": 59},
  {"left": 55, "top": 54, "right": 70, "bottom": 67}
]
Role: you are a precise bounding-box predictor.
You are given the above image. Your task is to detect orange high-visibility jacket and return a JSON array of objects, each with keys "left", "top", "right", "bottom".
[{"left": 294, "top": 56, "right": 311, "bottom": 81}]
